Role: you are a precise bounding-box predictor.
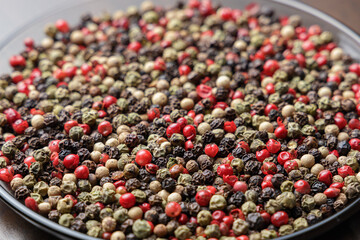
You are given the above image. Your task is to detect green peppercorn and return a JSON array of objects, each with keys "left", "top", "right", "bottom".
[
  {"left": 232, "top": 219, "right": 249, "bottom": 235},
  {"left": 197, "top": 210, "right": 212, "bottom": 226},
  {"left": 293, "top": 217, "right": 308, "bottom": 231},
  {"left": 209, "top": 195, "right": 227, "bottom": 211},
  {"left": 58, "top": 213, "right": 74, "bottom": 228}
]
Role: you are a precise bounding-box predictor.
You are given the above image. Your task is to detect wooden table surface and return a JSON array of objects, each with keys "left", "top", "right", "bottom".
[{"left": 0, "top": 1, "right": 360, "bottom": 240}]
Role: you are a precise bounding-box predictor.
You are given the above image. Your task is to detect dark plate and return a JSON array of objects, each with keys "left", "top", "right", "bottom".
[{"left": 0, "top": 0, "right": 360, "bottom": 239}]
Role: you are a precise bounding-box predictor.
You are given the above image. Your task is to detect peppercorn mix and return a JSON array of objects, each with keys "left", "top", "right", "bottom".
[{"left": 1, "top": 1, "right": 360, "bottom": 239}]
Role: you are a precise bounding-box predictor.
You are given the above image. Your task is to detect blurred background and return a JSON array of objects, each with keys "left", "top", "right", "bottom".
[{"left": 0, "top": 0, "right": 359, "bottom": 239}]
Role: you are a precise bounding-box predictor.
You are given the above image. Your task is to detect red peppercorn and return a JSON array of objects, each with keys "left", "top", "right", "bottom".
[
  {"left": 196, "top": 84, "right": 212, "bottom": 99},
  {"left": 350, "top": 63, "right": 360, "bottom": 76},
  {"left": 223, "top": 175, "right": 238, "bottom": 186},
  {"left": 127, "top": 41, "right": 142, "bottom": 52},
  {"left": 55, "top": 19, "right": 70, "bottom": 33},
  {"left": 237, "top": 141, "right": 250, "bottom": 153},
  {"left": 63, "top": 154, "right": 80, "bottom": 170},
  {"left": 218, "top": 7, "right": 233, "bottom": 20},
  {"left": 233, "top": 181, "right": 247, "bottom": 193},
  {"left": 5, "top": 135, "right": 15, "bottom": 142},
  {"left": 264, "top": 174, "right": 273, "bottom": 182},
  {"left": 277, "top": 151, "right": 293, "bottom": 165},
  {"left": 183, "top": 125, "right": 196, "bottom": 140},
  {"left": 297, "top": 95, "right": 309, "bottom": 104},
  {"left": 114, "top": 180, "right": 126, "bottom": 188},
  {"left": 185, "top": 140, "right": 194, "bottom": 150},
  {"left": 74, "top": 165, "right": 89, "bottom": 179},
  {"left": 12, "top": 72, "right": 23, "bottom": 84},
  {"left": 139, "top": 202, "right": 151, "bottom": 213},
  {"left": 195, "top": 190, "right": 212, "bottom": 206},
  {"left": 24, "top": 156, "right": 36, "bottom": 168},
  {"left": 260, "top": 211, "right": 271, "bottom": 224},
  {"left": 236, "top": 236, "right": 249, "bottom": 240},
  {"left": 145, "top": 163, "right": 159, "bottom": 174},
  {"left": 302, "top": 40, "right": 315, "bottom": 51},
  {"left": 294, "top": 180, "right": 310, "bottom": 194},
  {"left": 205, "top": 143, "right": 219, "bottom": 158},
  {"left": 318, "top": 170, "right": 332, "bottom": 186},
  {"left": 165, "top": 202, "right": 182, "bottom": 217},
  {"left": 12, "top": 119, "right": 28, "bottom": 134},
  {"left": 217, "top": 164, "right": 233, "bottom": 177},
  {"left": 222, "top": 215, "right": 234, "bottom": 226},
  {"left": 274, "top": 117, "right": 287, "bottom": 139},
  {"left": 324, "top": 187, "right": 340, "bottom": 198},
  {"left": 135, "top": 149, "right": 152, "bottom": 166},
  {"left": 154, "top": 57, "right": 166, "bottom": 71},
  {"left": 99, "top": 153, "right": 109, "bottom": 164},
  {"left": 265, "top": 83, "right": 275, "bottom": 94},
  {"left": 119, "top": 193, "right": 136, "bottom": 208},
  {"left": 349, "top": 138, "right": 360, "bottom": 150},
  {"left": 64, "top": 120, "right": 78, "bottom": 133},
  {"left": 64, "top": 194, "right": 78, "bottom": 205},
  {"left": 327, "top": 75, "right": 341, "bottom": 85},
  {"left": 98, "top": 121, "right": 113, "bottom": 136},
  {"left": 263, "top": 59, "right": 280, "bottom": 76},
  {"left": 264, "top": 104, "right": 278, "bottom": 116},
  {"left": 261, "top": 162, "right": 277, "bottom": 175},
  {"left": 102, "top": 232, "right": 111, "bottom": 240},
  {"left": 81, "top": 63, "right": 92, "bottom": 75},
  {"left": 232, "top": 90, "right": 244, "bottom": 100},
  {"left": 176, "top": 118, "right": 188, "bottom": 129},
  {"left": 166, "top": 123, "right": 181, "bottom": 138},
  {"left": 25, "top": 197, "right": 39, "bottom": 212},
  {"left": 334, "top": 117, "right": 347, "bottom": 130},
  {"left": 9, "top": 55, "right": 26, "bottom": 67},
  {"left": 256, "top": 149, "right": 270, "bottom": 162},
  {"left": 261, "top": 181, "right": 273, "bottom": 189},
  {"left": 103, "top": 96, "right": 117, "bottom": 108},
  {"left": 283, "top": 160, "right": 298, "bottom": 173},
  {"left": 330, "top": 182, "right": 344, "bottom": 189},
  {"left": 194, "top": 114, "right": 204, "bottom": 126},
  {"left": 147, "top": 108, "right": 160, "bottom": 122},
  {"left": 271, "top": 211, "right": 289, "bottom": 227},
  {"left": 338, "top": 165, "right": 355, "bottom": 178},
  {"left": 206, "top": 186, "right": 217, "bottom": 195},
  {"left": 349, "top": 119, "right": 360, "bottom": 129},
  {"left": 4, "top": 108, "right": 21, "bottom": 124},
  {"left": 24, "top": 37, "right": 34, "bottom": 48},
  {"left": 79, "top": 123, "right": 91, "bottom": 135},
  {"left": 224, "top": 121, "right": 237, "bottom": 133},
  {"left": 0, "top": 168, "right": 13, "bottom": 182},
  {"left": 178, "top": 65, "right": 191, "bottom": 75},
  {"left": 212, "top": 210, "right": 226, "bottom": 221},
  {"left": 95, "top": 202, "right": 104, "bottom": 210},
  {"left": 177, "top": 213, "right": 188, "bottom": 225},
  {"left": 219, "top": 222, "right": 230, "bottom": 235}
]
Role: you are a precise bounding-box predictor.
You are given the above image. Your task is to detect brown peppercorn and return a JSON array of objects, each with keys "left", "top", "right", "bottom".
[{"left": 154, "top": 224, "right": 168, "bottom": 237}]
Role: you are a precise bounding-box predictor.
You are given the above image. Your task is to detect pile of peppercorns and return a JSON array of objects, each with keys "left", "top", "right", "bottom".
[{"left": 1, "top": 0, "right": 360, "bottom": 239}]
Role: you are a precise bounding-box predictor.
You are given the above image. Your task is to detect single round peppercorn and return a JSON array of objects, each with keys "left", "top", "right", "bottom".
[
  {"left": 74, "top": 165, "right": 89, "bottom": 179},
  {"left": 119, "top": 193, "right": 136, "bottom": 209},
  {"left": 12, "top": 119, "right": 28, "bottom": 134},
  {"left": 98, "top": 121, "right": 113, "bottom": 136},
  {"left": 135, "top": 150, "right": 152, "bottom": 167},
  {"left": 63, "top": 154, "right": 80, "bottom": 170},
  {"left": 294, "top": 180, "right": 311, "bottom": 194},
  {"left": 165, "top": 202, "right": 182, "bottom": 217},
  {"left": 271, "top": 211, "right": 289, "bottom": 227},
  {"left": 266, "top": 139, "right": 281, "bottom": 153},
  {"left": 195, "top": 190, "right": 212, "bottom": 206},
  {"left": 205, "top": 144, "right": 219, "bottom": 158}
]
